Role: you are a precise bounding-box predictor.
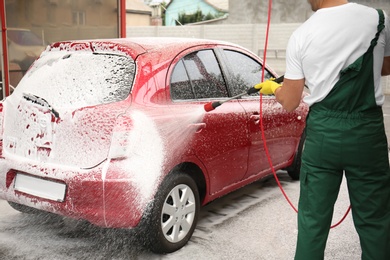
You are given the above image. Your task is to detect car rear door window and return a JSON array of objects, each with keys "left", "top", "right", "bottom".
[
  {"left": 171, "top": 59, "right": 194, "bottom": 99},
  {"left": 171, "top": 50, "right": 228, "bottom": 100},
  {"left": 223, "top": 50, "right": 272, "bottom": 96}
]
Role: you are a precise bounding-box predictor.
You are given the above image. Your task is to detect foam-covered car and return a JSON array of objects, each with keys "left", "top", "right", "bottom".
[{"left": 0, "top": 37, "right": 308, "bottom": 253}]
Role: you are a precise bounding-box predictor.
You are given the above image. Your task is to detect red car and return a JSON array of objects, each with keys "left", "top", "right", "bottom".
[{"left": 0, "top": 37, "right": 307, "bottom": 253}]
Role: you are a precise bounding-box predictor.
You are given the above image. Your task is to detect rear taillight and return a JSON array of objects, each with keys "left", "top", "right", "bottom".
[
  {"left": 108, "top": 131, "right": 130, "bottom": 159},
  {"left": 108, "top": 114, "right": 133, "bottom": 160}
]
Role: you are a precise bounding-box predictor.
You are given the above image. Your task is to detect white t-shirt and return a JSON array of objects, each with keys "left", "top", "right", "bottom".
[{"left": 285, "top": 3, "right": 390, "bottom": 106}]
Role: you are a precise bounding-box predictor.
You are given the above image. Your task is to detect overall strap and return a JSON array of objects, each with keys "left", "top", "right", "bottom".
[
  {"left": 339, "top": 9, "right": 385, "bottom": 76},
  {"left": 369, "top": 9, "right": 385, "bottom": 51}
]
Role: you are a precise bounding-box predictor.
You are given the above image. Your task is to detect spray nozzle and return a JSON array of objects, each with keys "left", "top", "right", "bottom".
[
  {"left": 203, "top": 75, "right": 284, "bottom": 112},
  {"left": 204, "top": 101, "right": 222, "bottom": 112}
]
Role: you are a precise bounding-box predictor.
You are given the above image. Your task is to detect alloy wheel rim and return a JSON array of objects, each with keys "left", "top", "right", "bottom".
[{"left": 161, "top": 184, "right": 196, "bottom": 243}]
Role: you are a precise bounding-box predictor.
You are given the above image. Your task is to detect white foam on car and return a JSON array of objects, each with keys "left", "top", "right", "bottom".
[
  {"left": 105, "top": 106, "right": 206, "bottom": 209},
  {"left": 107, "top": 109, "right": 166, "bottom": 208}
]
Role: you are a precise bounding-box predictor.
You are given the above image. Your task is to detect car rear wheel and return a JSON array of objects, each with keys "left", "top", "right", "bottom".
[{"left": 143, "top": 173, "right": 200, "bottom": 254}]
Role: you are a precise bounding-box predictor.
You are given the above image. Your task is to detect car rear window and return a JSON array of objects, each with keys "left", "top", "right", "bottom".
[{"left": 14, "top": 50, "right": 135, "bottom": 108}]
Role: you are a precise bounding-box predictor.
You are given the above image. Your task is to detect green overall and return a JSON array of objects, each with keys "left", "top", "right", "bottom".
[{"left": 295, "top": 9, "right": 390, "bottom": 260}]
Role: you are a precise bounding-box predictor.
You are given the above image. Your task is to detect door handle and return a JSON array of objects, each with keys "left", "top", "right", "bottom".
[
  {"left": 250, "top": 115, "right": 260, "bottom": 124},
  {"left": 188, "top": 123, "right": 206, "bottom": 133}
]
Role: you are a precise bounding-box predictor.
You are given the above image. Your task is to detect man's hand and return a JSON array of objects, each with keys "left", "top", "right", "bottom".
[{"left": 254, "top": 79, "right": 282, "bottom": 95}]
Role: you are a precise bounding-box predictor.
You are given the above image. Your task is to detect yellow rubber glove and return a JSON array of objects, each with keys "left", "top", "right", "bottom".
[{"left": 254, "top": 79, "right": 281, "bottom": 95}]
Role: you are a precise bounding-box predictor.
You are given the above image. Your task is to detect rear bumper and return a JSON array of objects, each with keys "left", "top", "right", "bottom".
[{"left": 0, "top": 157, "right": 150, "bottom": 228}]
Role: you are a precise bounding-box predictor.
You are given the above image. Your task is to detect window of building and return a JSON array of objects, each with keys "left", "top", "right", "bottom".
[{"left": 72, "top": 11, "right": 86, "bottom": 26}]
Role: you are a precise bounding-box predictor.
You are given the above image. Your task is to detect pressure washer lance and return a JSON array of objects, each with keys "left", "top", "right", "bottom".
[{"left": 203, "top": 75, "right": 284, "bottom": 112}]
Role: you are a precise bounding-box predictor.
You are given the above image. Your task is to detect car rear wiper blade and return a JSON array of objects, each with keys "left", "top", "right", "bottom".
[{"left": 22, "top": 93, "right": 60, "bottom": 118}]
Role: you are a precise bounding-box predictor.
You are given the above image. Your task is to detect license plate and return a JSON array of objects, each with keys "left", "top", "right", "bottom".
[{"left": 14, "top": 173, "right": 66, "bottom": 202}]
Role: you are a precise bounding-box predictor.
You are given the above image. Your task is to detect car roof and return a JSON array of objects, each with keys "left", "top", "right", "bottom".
[
  {"left": 47, "top": 37, "right": 243, "bottom": 60},
  {"left": 125, "top": 37, "right": 236, "bottom": 51}
]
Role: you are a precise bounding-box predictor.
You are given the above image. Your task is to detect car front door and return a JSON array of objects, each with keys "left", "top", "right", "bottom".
[{"left": 219, "top": 49, "right": 297, "bottom": 179}]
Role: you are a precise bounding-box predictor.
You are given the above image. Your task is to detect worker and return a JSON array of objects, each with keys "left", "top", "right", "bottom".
[{"left": 255, "top": 0, "right": 390, "bottom": 259}]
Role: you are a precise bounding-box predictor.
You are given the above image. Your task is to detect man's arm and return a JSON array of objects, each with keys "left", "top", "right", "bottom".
[
  {"left": 382, "top": 56, "right": 390, "bottom": 76},
  {"left": 274, "top": 78, "right": 305, "bottom": 112}
]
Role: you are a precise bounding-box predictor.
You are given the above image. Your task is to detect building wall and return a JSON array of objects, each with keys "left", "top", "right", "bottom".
[
  {"left": 126, "top": 13, "right": 152, "bottom": 26},
  {"left": 212, "top": 0, "right": 390, "bottom": 24},
  {"left": 224, "top": 0, "right": 310, "bottom": 24},
  {"left": 126, "top": 0, "right": 153, "bottom": 26},
  {"left": 5, "top": 0, "right": 119, "bottom": 43}
]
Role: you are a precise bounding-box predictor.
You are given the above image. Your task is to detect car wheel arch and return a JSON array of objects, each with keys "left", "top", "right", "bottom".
[
  {"left": 169, "top": 162, "right": 207, "bottom": 204},
  {"left": 139, "top": 168, "right": 204, "bottom": 253}
]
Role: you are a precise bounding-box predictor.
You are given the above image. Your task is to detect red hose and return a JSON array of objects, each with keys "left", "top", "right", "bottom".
[
  {"left": 259, "top": 0, "right": 350, "bottom": 229},
  {"left": 259, "top": 0, "right": 298, "bottom": 213}
]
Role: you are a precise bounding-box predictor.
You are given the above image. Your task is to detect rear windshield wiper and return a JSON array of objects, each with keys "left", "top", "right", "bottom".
[{"left": 22, "top": 93, "right": 60, "bottom": 118}]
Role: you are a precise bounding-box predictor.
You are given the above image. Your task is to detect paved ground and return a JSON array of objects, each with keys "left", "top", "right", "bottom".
[{"left": 0, "top": 173, "right": 356, "bottom": 260}]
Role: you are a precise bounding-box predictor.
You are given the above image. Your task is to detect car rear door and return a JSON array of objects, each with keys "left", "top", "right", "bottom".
[{"left": 169, "top": 48, "right": 250, "bottom": 195}]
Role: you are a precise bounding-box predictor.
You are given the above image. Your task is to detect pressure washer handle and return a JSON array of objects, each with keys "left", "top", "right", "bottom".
[
  {"left": 273, "top": 75, "right": 284, "bottom": 83},
  {"left": 247, "top": 87, "right": 260, "bottom": 95},
  {"left": 246, "top": 75, "right": 284, "bottom": 94},
  {"left": 203, "top": 75, "right": 285, "bottom": 112}
]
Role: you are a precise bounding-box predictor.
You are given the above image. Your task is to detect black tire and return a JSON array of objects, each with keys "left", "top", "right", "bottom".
[
  {"left": 8, "top": 201, "right": 44, "bottom": 214},
  {"left": 286, "top": 131, "right": 306, "bottom": 180},
  {"left": 142, "top": 173, "right": 200, "bottom": 254}
]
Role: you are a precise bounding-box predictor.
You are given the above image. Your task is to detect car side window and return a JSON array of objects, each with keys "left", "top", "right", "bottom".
[
  {"left": 171, "top": 60, "right": 194, "bottom": 100},
  {"left": 223, "top": 50, "right": 272, "bottom": 96},
  {"left": 171, "top": 50, "right": 228, "bottom": 100}
]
